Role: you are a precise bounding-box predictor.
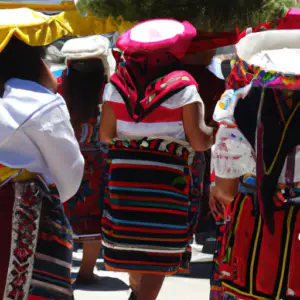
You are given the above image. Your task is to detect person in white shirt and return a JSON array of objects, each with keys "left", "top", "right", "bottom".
[{"left": 0, "top": 37, "right": 84, "bottom": 300}]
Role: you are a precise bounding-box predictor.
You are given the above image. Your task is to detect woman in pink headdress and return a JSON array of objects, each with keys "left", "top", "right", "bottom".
[{"left": 100, "top": 19, "right": 216, "bottom": 300}]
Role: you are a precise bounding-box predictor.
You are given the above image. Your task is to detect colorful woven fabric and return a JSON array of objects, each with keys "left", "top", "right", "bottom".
[
  {"left": 227, "top": 54, "right": 300, "bottom": 91},
  {"left": 210, "top": 219, "right": 226, "bottom": 300},
  {"left": 0, "top": 181, "right": 42, "bottom": 300},
  {"left": 214, "top": 176, "right": 300, "bottom": 299},
  {"left": 29, "top": 184, "right": 73, "bottom": 300},
  {"left": 0, "top": 179, "right": 73, "bottom": 300},
  {"left": 102, "top": 137, "right": 199, "bottom": 275},
  {"left": 188, "top": 152, "right": 205, "bottom": 236},
  {"left": 110, "top": 69, "right": 198, "bottom": 123},
  {"left": 64, "top": 117, "right": 107, "bottom": 242}
]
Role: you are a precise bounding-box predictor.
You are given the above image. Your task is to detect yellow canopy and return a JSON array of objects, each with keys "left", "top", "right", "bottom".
[
  {"left": 57, "top": 11, "right": 135, "bottom": 37},
  {"left": 0, "top": 8, "right": 135, "bottom": 51}
]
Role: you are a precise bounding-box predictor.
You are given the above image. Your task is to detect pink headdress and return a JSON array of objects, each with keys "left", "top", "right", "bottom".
[
  {"left": 112, "top": 19, "right": 197, "bottom": 90},
  {"left": 110, "top": 19, "right": 198, "bottom": 122},
  {"left": 116, "top": 18, "right": 196, "bottom": 60}
]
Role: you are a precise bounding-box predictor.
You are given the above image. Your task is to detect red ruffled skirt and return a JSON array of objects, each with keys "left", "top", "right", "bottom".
[{"left": 63, "top": 148, "right": 107, "bottom": 242}]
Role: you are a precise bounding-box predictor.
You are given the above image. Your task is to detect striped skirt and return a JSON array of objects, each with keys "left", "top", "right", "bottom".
[
  {"left": 0, "top": 179, "right": 73, "bottom": 300},
  {"left": 102, "top": 137, "right": 198, "bottom": 275}
]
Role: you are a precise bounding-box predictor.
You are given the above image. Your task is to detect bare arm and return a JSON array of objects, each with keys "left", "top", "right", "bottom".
[
  {"left": 215, "top": 176, "right": 239, "bottom": 200},
  {"left": 210, "top": 176, "right": 239, "bottom": 219},
  {"left": 99, "top": 102, "right": 117, "bottom": 143},
  {"left": 183, "top": 102, "right": 215, "bottom": 151}
]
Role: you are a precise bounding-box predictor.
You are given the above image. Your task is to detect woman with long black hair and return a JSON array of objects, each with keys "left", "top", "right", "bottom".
[
  {"left": 59, "top": 35, "right": 115, "bottom": 284},
  {"left": 0, "top": 36, "right": 84, "bottom": 299}
]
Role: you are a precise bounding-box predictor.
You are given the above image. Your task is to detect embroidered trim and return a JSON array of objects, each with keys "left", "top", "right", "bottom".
[{"left": 4, "top": 181, "right": 42, "bottom": 300}]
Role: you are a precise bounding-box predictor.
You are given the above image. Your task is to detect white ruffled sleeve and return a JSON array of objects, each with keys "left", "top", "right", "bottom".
[
  {"left": 212, "top": 84, "right": 256, "bottom": 179},
  {"left": 163, "top": 85, "right": 202, "bottom": 108},
  {"left": 212, "top": 127, "right": 256, "bottom": 178},
  {"left": 102, "top": 82, "right": 123, "bottom": 103},
  {"left": 22, "top": 102, "right": 84, "bottom": 202}
]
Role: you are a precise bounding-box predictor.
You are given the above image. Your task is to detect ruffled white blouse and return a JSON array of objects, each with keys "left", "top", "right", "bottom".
[
  {"left": 0, "top": 78, "right": 84, "bottom": 202},
  {"left": 211, "top": 84, "right": 300, "bottom": 183}
]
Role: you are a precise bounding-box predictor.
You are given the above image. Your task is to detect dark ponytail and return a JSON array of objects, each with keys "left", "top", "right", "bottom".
[{"left": 62, "top": 62, "right": 106, "bottom": 125}]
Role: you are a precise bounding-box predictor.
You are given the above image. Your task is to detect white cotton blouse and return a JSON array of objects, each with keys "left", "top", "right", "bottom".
[
  {"left": 212, "top": 30, "right": 300, "bottom": 183},
  {"left": 211, "top": 86, "right": 300, "bottom": 183},
  {"left": 0, "top": 78, "right": 84, "bottom": 202},
  {"left": 103, "top": 83, "right": 203, "bottom": 141}
]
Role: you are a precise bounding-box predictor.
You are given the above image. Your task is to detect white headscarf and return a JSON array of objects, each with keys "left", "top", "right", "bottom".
[{"left": 61, "top": 35, "right": 116, "bottom": 78}]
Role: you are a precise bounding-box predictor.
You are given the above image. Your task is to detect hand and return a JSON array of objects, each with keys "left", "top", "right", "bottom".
[{"left": 209, "top": 185, "right": 233, "bottom": 220}]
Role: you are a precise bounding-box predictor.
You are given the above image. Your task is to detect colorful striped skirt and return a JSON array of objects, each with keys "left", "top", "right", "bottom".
[
  {"left": 63, "top": 145, "right": 107, "bottom": 243},
  {"left": 102, "top": 137, "right": 199, "bottom": 275},
  {"left": 212, "top": 177, "right": 300, "bottom": 299},
  {"left": 0, "top": 178, "right": 73, "bottom": 300}
]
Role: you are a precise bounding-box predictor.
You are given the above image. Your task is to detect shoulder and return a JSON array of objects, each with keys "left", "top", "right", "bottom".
[
  {"left": 180, "top": 85, "right": 202, "bottom": 102},
  {"left": 103, "top": 82, "right": 123, "bottom": 103},
  {"left": 23, "top": 93, "right": 69, "bottom": 131},
  {"left": 163, "top": 85, "right": 202, "bottom": 109},
  {"left": 2, "top": 79, "right": 67, "bottom": 128},
  {"left": 213, "top": 84, "right": 252, "bottom": 123}
]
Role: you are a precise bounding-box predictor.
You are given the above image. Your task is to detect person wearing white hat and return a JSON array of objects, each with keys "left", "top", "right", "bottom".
[
  {"left": 59, "top": 35, "right": 115, "bottom": 284},
  {"left": 210, "top": 29, "right": 300, "bottom": 299}
]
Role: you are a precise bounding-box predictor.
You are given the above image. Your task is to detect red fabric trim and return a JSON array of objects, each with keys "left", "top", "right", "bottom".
[
  {"left": 110, "top": 164, "right": 184, "bottom": 176},
  {"left": 106, "top": 203, "right": 188, "bottom": 216},
  {"left": 187, "top": 31, "right": 237, "bottom": 53},
  {"left": 57, "top": 75, "right": 63, "bottom": 96},
  {"left": 210, "top": 171, "right": 216, "bottom": 183},
  {"left": 187, "top": 8, "right": 300, "bottom": 53},
  {"left": 107, "top": 101, "right": 182, "bottom": 123},
  {"left": 277, "top": 8, "right": 300, "bottom": 30}
]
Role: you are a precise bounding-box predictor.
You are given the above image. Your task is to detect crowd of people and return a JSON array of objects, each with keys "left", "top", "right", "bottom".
[{"left": 0, "top": 8, "right": 299, "bottom": 300}]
